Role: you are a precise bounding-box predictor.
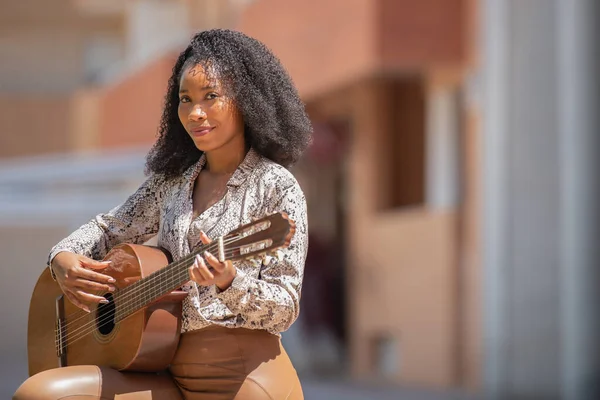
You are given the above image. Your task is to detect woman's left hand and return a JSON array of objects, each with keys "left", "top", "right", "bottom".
[{"left": 189, "top": 231, "right": 237, "bottom": 291}]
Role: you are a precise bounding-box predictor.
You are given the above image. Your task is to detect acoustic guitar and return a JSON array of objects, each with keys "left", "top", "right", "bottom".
[{"left": 27, "top": 212, "right": 295, "bottom": 376}]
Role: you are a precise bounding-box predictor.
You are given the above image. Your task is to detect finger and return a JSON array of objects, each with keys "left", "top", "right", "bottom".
[
  {"left": 81, "top": 259, "right": 112, "bottom": 270},
  {"left": 196, "top": 255, "right": 215, "bottom": 280},
  {"left": 123, "top": 276, "right": 141, "bottom": 284},
  {"left": 189, "top": 265, "right": 205, "bottom": 284},
  {"left": 199, "top": 231, "right": 212, "bottom": 245},
  {"left": 73, "top": 278, "right": 116, "bottom": 292},
  {"left": 74, "top": 289, "right": 110, "bottom": 305},
  {"left": 65, "top": 292, "right": 90, "bottom": 313},
  {"left": 204, "top": 251, "right": 225, "bottom": 273},
  {"left": 189, "top": 256, "right": 204, "bottom": 282},
  {"left": 73, "top": 266, "right": 116, "bottom": 284}
]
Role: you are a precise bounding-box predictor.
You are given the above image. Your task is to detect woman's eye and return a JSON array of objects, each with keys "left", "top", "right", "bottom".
[
  {"left": 179, "top": 96, "right": 190, "bottom": 103},
  {"left": 206, "top": 92, "right": 218, "bottom": 100}
]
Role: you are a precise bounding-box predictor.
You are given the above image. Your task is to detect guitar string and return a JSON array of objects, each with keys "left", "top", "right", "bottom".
[
  {"left": 56, "top": 240, "right": 280, "bottom": 348},
  {"left": 57, "top": 219, "right": 279, "bottom": 330},
  {"left": 57, "top": 239, "right": 223, "bottom": 332},
  {"left": 57, "top": 235, "right": 240, "bottom": 337},
  {"left": 55, "top": 246, "right": 269, "bottom": 349},
  {"left": 56, "top": 234, "right": 275, "bottom": 345},
  {"left": 54, "top": 217, "right": 288, "bottom": 349}
]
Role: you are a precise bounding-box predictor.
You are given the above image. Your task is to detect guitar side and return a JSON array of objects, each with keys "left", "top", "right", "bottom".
[{"left": 27, "top": 268, "right": 64, "bottom": 376}]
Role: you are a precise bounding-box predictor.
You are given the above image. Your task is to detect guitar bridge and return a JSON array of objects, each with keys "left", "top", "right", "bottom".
[{"left": 55, "top": 295, "right": 67, "bottom": 367}]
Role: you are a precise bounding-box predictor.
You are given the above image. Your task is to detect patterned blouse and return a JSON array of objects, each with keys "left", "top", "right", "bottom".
[{"left": 48, "top": 149, "right": 308, "bottom": 335}]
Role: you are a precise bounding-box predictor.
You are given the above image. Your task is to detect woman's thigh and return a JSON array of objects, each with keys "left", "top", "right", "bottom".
[
  {"left": 235, "top": 340, "right": 304, "bottom": 400},
  {"left": 168, "top": 327, "right": 303, "bottom": 400},
  {"left": 13, "top": 365, "right": 182, "bottom": 400}
]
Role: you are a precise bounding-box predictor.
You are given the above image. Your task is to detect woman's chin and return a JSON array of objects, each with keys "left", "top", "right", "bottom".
[
  {"left": 191, "top": 141, "right": 217, "bottom": 153},
  {"left": 188, "top": 136, "right": 211, "bottom": 152}
]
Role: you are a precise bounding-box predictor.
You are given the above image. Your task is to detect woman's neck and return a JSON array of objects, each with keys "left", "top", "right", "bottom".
[{"left": 204, "top": 138, "right": 248, "bottom": 174}]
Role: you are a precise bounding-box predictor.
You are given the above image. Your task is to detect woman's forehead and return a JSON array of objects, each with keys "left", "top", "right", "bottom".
[{"left": 179, "top": 62, "right": 221, "bottom": 88}]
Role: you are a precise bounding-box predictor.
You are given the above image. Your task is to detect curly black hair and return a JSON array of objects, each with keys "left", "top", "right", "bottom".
[{"left": 145, "top": 29, "right": 313, "bottom": 179}]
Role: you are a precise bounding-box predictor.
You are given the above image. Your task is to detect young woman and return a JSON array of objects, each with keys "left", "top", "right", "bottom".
[{"left": 14, "top": 29, "right": 312, "bottom": 400}]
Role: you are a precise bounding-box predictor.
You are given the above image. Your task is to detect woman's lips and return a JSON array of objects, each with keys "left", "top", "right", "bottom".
[{"left": 190, "top": 126, "right": 214, "bottom": 137}]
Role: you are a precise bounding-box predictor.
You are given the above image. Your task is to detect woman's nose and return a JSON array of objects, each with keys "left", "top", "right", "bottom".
[{"left": 189, "top": 105, "right": 207, "bottom": 121}]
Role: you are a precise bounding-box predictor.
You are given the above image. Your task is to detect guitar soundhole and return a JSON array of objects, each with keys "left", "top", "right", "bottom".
[{"left": 96, "top": 293, "right": 116, "bottom": 336}]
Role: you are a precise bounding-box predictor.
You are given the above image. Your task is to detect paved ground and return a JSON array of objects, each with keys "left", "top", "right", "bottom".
[{"left": 302, "top": 378, "right": 481, "bottom": 400}]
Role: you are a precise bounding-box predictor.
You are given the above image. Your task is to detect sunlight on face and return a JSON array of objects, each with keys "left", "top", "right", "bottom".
[{"left": 177, "top": 63, "right": 244, "bottom": 152}]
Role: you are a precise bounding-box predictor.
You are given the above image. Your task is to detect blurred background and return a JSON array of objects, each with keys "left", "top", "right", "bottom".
[{"left": 0, "top": 0, "right": 598, "bottom": 399}]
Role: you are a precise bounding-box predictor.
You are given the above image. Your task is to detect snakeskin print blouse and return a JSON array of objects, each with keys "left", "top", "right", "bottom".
[{"left": 48, "top": 149, "right": 308, "bottom": 334}]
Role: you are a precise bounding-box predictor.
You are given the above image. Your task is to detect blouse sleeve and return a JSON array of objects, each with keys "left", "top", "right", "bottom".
[
  {"left": 47, "top": 173, "right": 166, "bottom": 265},
  {"left": 215, "top": 182, "right": 308, "bottom": 333}
]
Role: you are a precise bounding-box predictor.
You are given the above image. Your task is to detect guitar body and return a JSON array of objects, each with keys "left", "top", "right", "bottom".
[{"left": 27, "top": 244, "right": 188, "bottom": 376}]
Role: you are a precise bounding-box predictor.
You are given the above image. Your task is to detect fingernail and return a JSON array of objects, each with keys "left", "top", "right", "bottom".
[
  {"left": 100, "top": 299, "right": 109, "bottom": 304},
  {"left": 101, "top": 261, "right": 112, "bottom": 264},
  {"left": 204, "top": 251, "right": 212, "bottom": 258},
  {"left": 108, "top": 278, "right": 116, "bottom": 283},
  {"left": 84, "top": 307, "right": 90, "bottom": 313},
  {"left": 108, "top": 286, "right": 116, "bottom": 292}
]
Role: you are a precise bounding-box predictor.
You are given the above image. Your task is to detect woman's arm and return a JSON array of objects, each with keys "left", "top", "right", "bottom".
[
  {"left": 215, "top": 182, "right": 308, "bottom": 333},
  {"left": 48, "top": 173, "right": 166, "bottom": 265}
]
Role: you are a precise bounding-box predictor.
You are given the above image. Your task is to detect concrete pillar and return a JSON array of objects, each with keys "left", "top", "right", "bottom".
[
  {"left": 557, "top": 1, "right": 600, "bottom": 399},
  {"left": 481, "top": 0, "right": 510, "bottom": 396},
  {"left": 482, "top": 0, "right": 576, "bottom": 398},
  {"left": 426, "top": 86, "right": 460, "bottom": 210}
]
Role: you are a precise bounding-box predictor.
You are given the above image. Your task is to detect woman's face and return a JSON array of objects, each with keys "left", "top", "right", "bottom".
[{"left": 177, "top": 63, "right": 244, "bottom": 152}]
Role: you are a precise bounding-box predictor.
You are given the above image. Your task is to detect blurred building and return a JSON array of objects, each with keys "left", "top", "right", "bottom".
[
  {"left": 2, "top": 1, "right": 599, "bottom": 399},
  {"left": 0, "top": 0, "right": 479, "bottom": 393},
  {"left": 238, "top": 0, "right": 481, "bottom": 391}
]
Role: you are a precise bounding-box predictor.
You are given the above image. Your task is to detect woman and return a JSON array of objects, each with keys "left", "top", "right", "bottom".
[{"left": 14, "top": 29, "right": 311, "bottom": 400}]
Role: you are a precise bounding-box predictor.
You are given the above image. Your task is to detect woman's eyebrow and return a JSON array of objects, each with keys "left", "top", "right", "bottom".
[{"left": 179, "top": 86, "right": 217, "bottom": 94}]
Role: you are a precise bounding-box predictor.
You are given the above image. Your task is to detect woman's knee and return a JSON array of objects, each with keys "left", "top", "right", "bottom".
[
  {"left": 235, "top": 376, "right": 304, "bottom": 400},
  {"left": 13, "top": 365, "right": 103, "bottom": 400}
]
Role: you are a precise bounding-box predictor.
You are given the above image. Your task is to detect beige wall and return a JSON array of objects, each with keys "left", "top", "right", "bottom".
[
  {"left": 355, "top": 210, "right": 458, "bottom": 386},
  {"left": 301, "top": 79, "right": 462, "bottom": 387},
  {"left": 347, "top": 83, "right": 458, "bottom": 387},
  {"left": 457, "top": 109, "right": 482, "bottom": 390}
]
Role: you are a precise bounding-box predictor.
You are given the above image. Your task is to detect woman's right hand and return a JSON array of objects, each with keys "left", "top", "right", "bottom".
[{"left": 50, "top": 251, "right": 117, "bottom": 312}]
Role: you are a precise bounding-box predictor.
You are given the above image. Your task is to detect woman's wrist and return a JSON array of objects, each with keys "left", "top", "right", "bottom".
[
  {"left": 48, "top": 264, "right": 58, "bottom": 281},
  {"left": 48, "top": 251, "right": 66, "bottom": 282},
  {"left": 216, "top": 267, "right": 237, "bottom": 291}
]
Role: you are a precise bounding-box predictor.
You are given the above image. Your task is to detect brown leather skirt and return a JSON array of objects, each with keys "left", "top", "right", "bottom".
[{"left": 13, "top": 326, "right": 303, "bottom": 400}]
